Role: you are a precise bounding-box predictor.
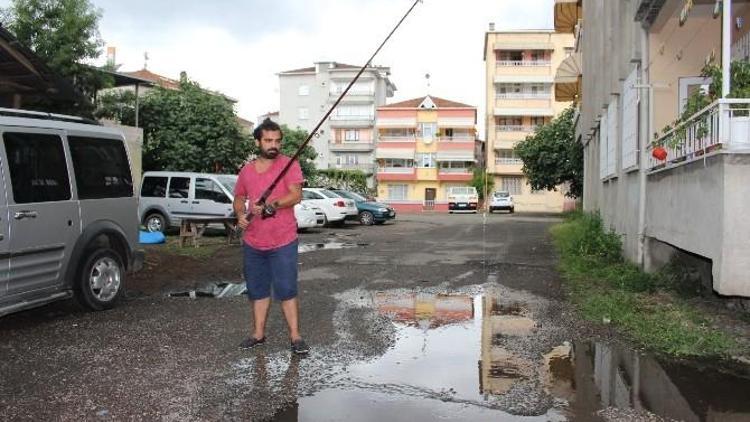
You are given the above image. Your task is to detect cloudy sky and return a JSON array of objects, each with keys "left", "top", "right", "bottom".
[{"left": 4, "top": 0, "right": 554, "bottom": 136}]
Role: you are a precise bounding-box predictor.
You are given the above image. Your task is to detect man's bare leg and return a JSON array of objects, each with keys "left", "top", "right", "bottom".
[
  {"left": 252, "top": 298, "right": 271, "bottom": 339},
  {"left": 280, "top": 297, "right": 301, "bottom": 341}
]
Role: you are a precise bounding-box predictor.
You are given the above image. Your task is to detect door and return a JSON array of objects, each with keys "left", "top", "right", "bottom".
[
  {"left": 167, "top": 176, "right": 192, "bottom": 219},
  {"left": 192, "top": 177, "right": 233, "bottom": 217},
  {"left": 0, "top": 154, "right": 8, "bottom": 301},
  {"left": 2, "top": 130, "right": 80, "bottom": 296},
  {"left": 424, "top": 188, "right": 436, "bottom": 210}
]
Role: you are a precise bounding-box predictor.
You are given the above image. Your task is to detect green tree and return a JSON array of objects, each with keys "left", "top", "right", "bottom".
[
  {"left": 134, "top": 79, "right": 252, "bottom": 174},
  {"left": 4, "top": 0, "right": 107, "bottom": 114},
  {"left": 470, "top": 167, "right": 494, "bottom": 201},
  {"left": 247, "top": 125, "right": 318, "bottom": 181},
  {"left": 312, "top": 169, "right": 369, "bottom": 193},
  {"left": 514, "top": 106, "right": 582, "bottom": 198}
]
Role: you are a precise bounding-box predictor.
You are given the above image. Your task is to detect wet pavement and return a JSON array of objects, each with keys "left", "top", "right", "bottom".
[{"left": 1, "top": 214, "right": 749, "bottom": 421}]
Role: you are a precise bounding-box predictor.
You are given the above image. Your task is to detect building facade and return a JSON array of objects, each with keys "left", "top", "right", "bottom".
[
  {"left": 278, "top": 62, "right": 396, "bottom": 172},
  {"left": 484, "top": 29, "right": 575, "bottom": 212},
  {"left": 570, "top": 0, "right": 750, "bottom": 297},
  {"left": 375, "top": 96, "right": 477, "bottom": 213}
]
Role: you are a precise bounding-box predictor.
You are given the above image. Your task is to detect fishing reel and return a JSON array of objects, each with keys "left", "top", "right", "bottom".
[{"left": 260, "top": 202, "right": 277, "bottom": 219}]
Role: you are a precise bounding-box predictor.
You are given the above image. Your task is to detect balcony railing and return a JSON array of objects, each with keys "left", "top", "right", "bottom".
[
  {"left": 647, "top": 99, "right": 750, "bottom": 171},
  {"left": 378, "top": 167, "right": 415, "bottom": 174},
  {"left": 330, "top": 89, "right": 375, "bottom": 97},
  {"left": 438, "top": 135, "right": 474, "bottom": 142},
  {"left": 330, "top": 115, "right": 375, "bottom": 121},
  {"left": 495, "top": 158, "right": 523, "bottom": 165},
  {"left": 379, "top": 135, "right": 416, "bottom": 141},
  {"left": 438, "top": 167, "right": 473, "bottom": 173},
  {"left": 331, "top": 163, "right": 376, "bottom": 172},
  {"left": 496, "top": 125, "right": 537, "bottom": 132},
  {"left": 496, "top": 60, "right": 551, "bottom": 67},
  {"left": 495, "top": 93, "right": 551, "bottom": 100}
]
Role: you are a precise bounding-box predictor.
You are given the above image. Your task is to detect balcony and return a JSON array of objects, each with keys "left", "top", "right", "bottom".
[
  {"left": 494, "top": 97, "right": 553, "bottom": 110},
  {"left": 438, "top": 167, "right": 473, "bottom": 181},
  {"left": 330, "top": 163, "right": 376, "bottom": 173},
  {"left": 492, "top": 160, "right": 523, "bottom": 175},
  {"left": 329, "top": 115, "right": 375, "bottom": 127},
  {"left": 329, "top": 141, "right": 375, "bottom": 152},
  {"left": 496, "top": 125, "right": 537, "bottom": 133},
  {"left": 495, "top": 93, "right": 552, "bottom": 100},
  {"left": 376, "top": 167, "right": 417, "bottom": 181},
  {"left": 643, "top": 99, "right": 750, "bottom": 296},
  {"left": 438, "top": 135, "right": 474, "bottom": 142},
  {"left": 496, "top": 60, "right": 551, "bottom": 67},
  {"left": 329, "top": 89, "right": 375, "bottom": 103}
]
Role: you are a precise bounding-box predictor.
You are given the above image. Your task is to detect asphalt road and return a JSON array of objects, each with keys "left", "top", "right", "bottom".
[{"left": 0, "top": 213, "right": 612, "bottom": 421}]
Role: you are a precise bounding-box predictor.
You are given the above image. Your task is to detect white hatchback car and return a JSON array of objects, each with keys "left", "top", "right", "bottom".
[
  {"left": 489, "top": 191, "right": 515, "bottom": 213},
  {"left": 301, "top": 188, "right": 358, "bottom": 226}
]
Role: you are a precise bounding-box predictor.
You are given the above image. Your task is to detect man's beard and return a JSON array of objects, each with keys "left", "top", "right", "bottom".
[{"left": 260, "top": 148, "right": 279, "bottom": 159}]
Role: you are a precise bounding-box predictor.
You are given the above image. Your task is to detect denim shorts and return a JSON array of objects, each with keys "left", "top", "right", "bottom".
[{"left": 243, "top": 240, "right": 299, "bottom": 301}]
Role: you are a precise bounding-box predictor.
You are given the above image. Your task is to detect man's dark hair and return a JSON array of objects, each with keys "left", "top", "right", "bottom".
[{"left": 253, "top": 118, "right": 284, "bottom": 141}]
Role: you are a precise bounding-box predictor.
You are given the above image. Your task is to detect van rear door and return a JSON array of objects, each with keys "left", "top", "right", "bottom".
[{"left": 0, "top": 146, "right": 8, "bottom": 301}]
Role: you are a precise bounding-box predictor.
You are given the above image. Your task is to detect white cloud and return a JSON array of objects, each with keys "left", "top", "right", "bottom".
[{"left": 98, "top": 0, "right": 555, "bottom": 136}]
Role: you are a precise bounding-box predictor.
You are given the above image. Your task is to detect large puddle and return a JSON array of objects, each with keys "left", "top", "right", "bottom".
[{"left": 266, "top": 289, "right": 750, "bottom": 421}]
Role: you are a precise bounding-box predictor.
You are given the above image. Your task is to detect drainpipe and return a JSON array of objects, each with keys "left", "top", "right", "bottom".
[
  {"left": 723, "top": 0, "right": 732, "bottom": 98},
  {"left": 637, "top": 26, "right": 650, "bottom": 270}
]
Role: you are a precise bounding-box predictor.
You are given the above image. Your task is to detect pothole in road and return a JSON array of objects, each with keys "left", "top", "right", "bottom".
[{"left": 270, "top": 286, "right": 750, "bottom": 422}]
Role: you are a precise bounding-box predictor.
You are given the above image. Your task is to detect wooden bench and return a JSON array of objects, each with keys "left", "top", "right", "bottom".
[{"left": 179, "top": 217, "right": 240, "bottom": 248}]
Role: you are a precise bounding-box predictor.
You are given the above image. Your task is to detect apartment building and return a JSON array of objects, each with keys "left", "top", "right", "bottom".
[
  {"left": 375, "top": 95, "right": 477, "bottom": 212},
  {"left": 570, "top": 0, "right": 750, "bottom": 297},
  {"left": 278, "top": 62, "right": 396, "bottom": 172},
  {"left": 484, "top": 29, "right": 575, "bottom": 212}
]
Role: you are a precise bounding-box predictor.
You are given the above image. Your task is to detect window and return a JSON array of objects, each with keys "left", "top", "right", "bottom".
[
  {"left": 501, "top": 176, "right": 523, "bottom": 195},
  {"left": 530, "top": 50, "right": 545, "bottom": 61},
  {"left": 498, "top": 51, "right": 522, "bottom": 61},
  {"left": 344, "top": 129, "right": 359, "bottom": 142},
  {"left": 3, "top": 132, "right": 71, "bottom": 203},
  {"left": 69, "top": 136, "right": 133, "bottom": 199},
  {"left": 298, "top": 107, "right": 309, "bottom": 120},
  {"left": 141, "top": 176, "right": 168, "bottom": 198},
  {"left": 387, "top": 184, "right": 408, "bottom": 200},
  {"left": 336, "top": 105, "right": 373, "bottom": 118},
  {"left": 381, "top": 158, "right": 414, "bottom": 168},
  {"left": 419, "top": 123, "right": 437, "bottom": 140},
  {"left": 303, "top": 190, "right": 324, "bottom": 200},
  {"left": 443, "top": 128, "right": 454, "bottom": 138},
  {"left": 530, "top": 116, "right": 546, "bottom": 127},
  {"left": 336, "top": 154, "right": 359, "bottom": 165},
  {"left": 168, "top": 177, "right": 190, "bottom": 199},
  {"left": 320, "top": 190, "right": 340, "bottom": 198},
  {"left": 497, "top": 117, "right": 523, "bottom": 126},
  {"left": 622, "top": 68, "right": 640, "bottom": 170},
  {"left": 298, "top": 85, "right": 309, "bottom": 96},
  {"left": 416, "top": 153, "right": 435, "bottom": 168},
  {"left": 195, "top": 178, "right": 230, "bottom": 203}
]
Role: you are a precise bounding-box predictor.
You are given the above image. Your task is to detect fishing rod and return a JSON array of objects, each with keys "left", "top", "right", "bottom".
[{"left": 251, "top": 0, "right": 423, "bottom": 220}]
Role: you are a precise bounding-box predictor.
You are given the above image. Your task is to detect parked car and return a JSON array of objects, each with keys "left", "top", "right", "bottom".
[
  {"left": 489, "top": 190, "right": 515, "bottom": 213},
  {"left": 0, "top": 109, "right": 143, "bottom": 317},
  {"left": 139, "top": 171, "right": 236, "bottom": 232},
  {"left": 331, "top": 189, "right": 396, "bottom": 225},
  {"left": 447, "top": 186, "right": 479, "bottom": 213},
  {"left": 301, "top": 188, "right": 358, "bottom": 226},
  {"left": 294, "top": 202, "right": 318, "bottom": 230}
]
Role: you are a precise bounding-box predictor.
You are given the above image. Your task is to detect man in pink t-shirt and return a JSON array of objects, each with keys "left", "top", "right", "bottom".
[{"left": 233, "top": 118, "right": 309, "bottom": 355}]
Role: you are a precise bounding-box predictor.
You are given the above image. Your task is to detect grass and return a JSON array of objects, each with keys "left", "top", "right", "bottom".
[{"left": 551, "top": 211, "right": 737, "bottom": 357}]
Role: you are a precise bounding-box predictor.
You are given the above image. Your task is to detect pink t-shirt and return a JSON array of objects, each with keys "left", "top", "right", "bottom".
[{"left": 234, "top": 155, "right": 304, "bottom": 250}]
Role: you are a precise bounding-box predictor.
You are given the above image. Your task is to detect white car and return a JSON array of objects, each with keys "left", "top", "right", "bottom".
[
  {"left": 301, "top": 188, "right": 358, "bottom": 226},
  {"left": 447, "top": 186, "right": 479, "bottom": 213},
  {"left": 489, "top": 191, "right": 515, "bottom": 213},
  {"left": 294, "top": 202, "right": 318, "bottom": 230}
]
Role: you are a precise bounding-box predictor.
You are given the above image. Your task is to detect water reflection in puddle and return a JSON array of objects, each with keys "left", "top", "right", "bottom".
[
  {"left": 270, "top": 288, "right": 750, "bottom": 421},
  {"left": 298, "top": 242, "right": 368, "bottom": 254}
]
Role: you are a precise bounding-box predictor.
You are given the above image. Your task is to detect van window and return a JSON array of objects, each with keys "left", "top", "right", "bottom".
[
  {"left": 196, "top": 178, "right": 231, "bottom": 203},
  {"left": 3, "top": 132, "right": 71, "bottom": 203},
  {"left": 141, "top": 176, "right": 168, "bottom": 198},
  {"left": 68, "top": 136, "right": 133, "bottom": 199},
  {"left": 168, "top": 177, "right": 190, "bottom": 198}
]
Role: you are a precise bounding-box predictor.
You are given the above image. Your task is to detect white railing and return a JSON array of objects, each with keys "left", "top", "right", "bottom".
[
  {"left": 379, "top": 135, "right": 416, "bottom": 141},
  {"left": 438, "top": 167, "right": 472, "bottom": 173},
  {"left": 496, "top": 60, "right": 551, "bottom": 67},
  {"left": 495, "top": 158, "right": 523, "bottom": 165},
  {"left": 378, "top": 167, "right": 415, "bottom": 174},
  {"left": 648, "top": 99, "right": 750, "bottom": 171},
  {"left": 495, "top": 93, "right": 551, "bottom": 100},
  {"left": 330, "top": 115, "right": 374, "bottom": 121},
  {"left": 438, "top": 135, "right": 474, "bottom": 142},
  {"left": 332, "top": 163, "right": 376, "bottom": 172},
  {"left": 330, "top": 89, "right": 375, "bottom": 96},
  {"left": 496, "top": 125, "right": 536, "bottom": 132}
]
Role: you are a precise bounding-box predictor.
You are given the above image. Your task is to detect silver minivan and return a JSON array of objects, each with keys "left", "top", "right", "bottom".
[
  {"left": 139, "top": 171, "right": 236, "bottom": 232},
  {"left": 0, "top": 109, "right": 142, "bottom": 317}
]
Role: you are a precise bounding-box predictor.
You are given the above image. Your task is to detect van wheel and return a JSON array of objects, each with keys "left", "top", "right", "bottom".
[
  {"left": 359, "top": 211, "right": 375, "bottom": 226},
  {"left": 144, "top": 212, "right": 166, "bottom": 233},
  {"left": 74, "top": 248, "right": 124, "bottom": 311}
]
